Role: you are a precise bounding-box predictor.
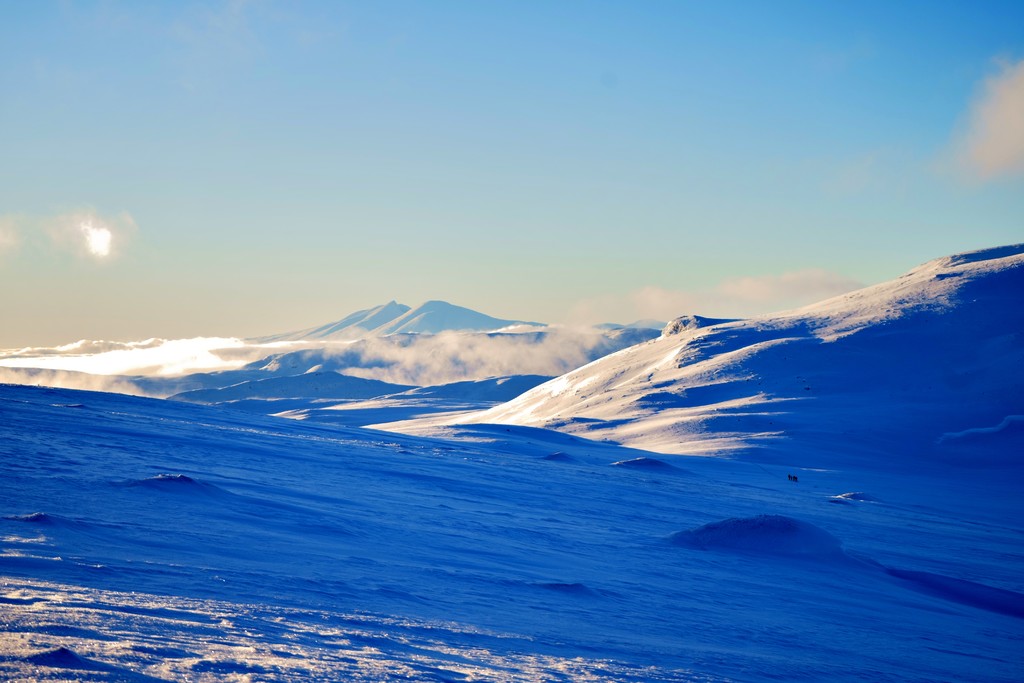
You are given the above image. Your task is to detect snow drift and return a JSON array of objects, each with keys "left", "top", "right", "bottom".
[{"left": 671, "top": 515, "right": 845, "bottom": 559}]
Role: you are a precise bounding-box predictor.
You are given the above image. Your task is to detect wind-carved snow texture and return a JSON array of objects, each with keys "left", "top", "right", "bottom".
[
  {"left": 2, "top": 578, "right": 708, "bottom": 682},
  {"left": 2, "top": 245, "right": 1023, "bottom": 681}
]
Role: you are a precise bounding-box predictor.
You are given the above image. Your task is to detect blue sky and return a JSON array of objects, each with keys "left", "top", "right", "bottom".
[{"left": 1, "top": 1, "right": 1022, "bottom": 345}]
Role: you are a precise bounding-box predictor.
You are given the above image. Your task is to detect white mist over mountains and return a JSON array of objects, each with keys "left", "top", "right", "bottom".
[{"left": 0, "top": 299, "right": 661, "bottom": 394}]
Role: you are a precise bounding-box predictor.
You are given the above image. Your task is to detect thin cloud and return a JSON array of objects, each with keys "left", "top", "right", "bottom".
[
  {"left": 46, "top": 209, "right": 136, "bottom": 262},
  {"left": 0, "top": 215, "right": 21, "bottom": 256},
  {"left": 0, "top": 337, "right": 250, "bottom": 377},
  {"left": 958, "top": 57, "right": 1024, "bottom": 180},
  {"left": 0, "top": 209, "right": 136, "bottom": 261},
  {"left": 569, "top": 269, "right": 864, "bottom": 324},
  {"left": 717, "top": 269, "right": 864, "bottom": 307}
]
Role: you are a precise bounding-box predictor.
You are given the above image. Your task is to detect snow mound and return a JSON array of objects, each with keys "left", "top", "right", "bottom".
[
  {"left": 830, "top": 492, "right": 879, "bottom": 504},
  {"left": 23, "top": 647, "right": 108, "bottom": 671},
  {"left": 542, "top": 451, "right": 574, "bottom": 462},
  {"left": 3, "top": 512, "right": 88, "bottom": 528},
  {"left": 671, "top": 515, "right": 845, "bottom": 559},
  {"left": 612, "top": 457, "right": 678, "bottom": 471},
  {"left": 5, "top": 511, "right": 58, "bottom": 524},
  {"left": 117, "top": 473, "right": 224, "bottom": 495}
]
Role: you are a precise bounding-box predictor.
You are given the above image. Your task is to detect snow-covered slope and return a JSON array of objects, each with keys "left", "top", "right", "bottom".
[
  {"left": 257, "top": 300, "right": 541, "bottom": 342},
  {"left": 416, "top": 245, "right": 1024, "bottom": 467},
  {"left": 2, "top": 383, "right": 1022, "bottom": 681}
]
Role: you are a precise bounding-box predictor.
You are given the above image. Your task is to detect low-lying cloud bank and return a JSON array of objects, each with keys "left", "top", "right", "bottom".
[
  {"left": 0, "top": 337, "right": 263, "bottom": 377},
  {"left": 0, "top": 327, "right": 658, "bottom": 396},
  {"left": 304, "top": 328, "right": 652, "bottom": 387}
]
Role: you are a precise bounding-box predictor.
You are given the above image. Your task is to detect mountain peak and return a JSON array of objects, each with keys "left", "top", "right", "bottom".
[
  {"left": 258, "top": 300, "right": 544, "bottom": 342},
  {"left": 374, "top": 301, "right": 543, "bottom": 335}
]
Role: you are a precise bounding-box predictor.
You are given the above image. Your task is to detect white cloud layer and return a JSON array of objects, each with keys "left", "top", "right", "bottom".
[
  {"left": 569, "top": 269, "right": 864, "bottom": 324},
  {"left": 0, "top": 329, "right": 647, "bottom": 392},
  {"left": 0, "top": 337, "right": 251, "bottom": 376},
  {"left": 336, "top": 328, "right": 619, "bottom": 387},
  {"left": 960, "top": 58, "right": 1024, "bottom": 180}
]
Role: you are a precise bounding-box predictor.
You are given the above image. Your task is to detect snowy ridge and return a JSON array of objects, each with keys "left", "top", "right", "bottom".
[
  {"left": 258, "top": 300, "right": 412, "bottom": 342},
  {"left": 373, "top": 300, "right": 543, "bottom": 335},
  {"left": 397, "top": 245, "right": 1024, "bottom": 466}
]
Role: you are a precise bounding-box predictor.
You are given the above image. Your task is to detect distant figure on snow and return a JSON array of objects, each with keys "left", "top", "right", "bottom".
[{"left": 788, "top": 474, "right": 799, "bottom": 483}]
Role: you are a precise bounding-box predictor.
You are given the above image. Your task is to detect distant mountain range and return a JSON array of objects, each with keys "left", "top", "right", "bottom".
[{"left": 257, "top": 300, "right": 544, "bottom": 342}]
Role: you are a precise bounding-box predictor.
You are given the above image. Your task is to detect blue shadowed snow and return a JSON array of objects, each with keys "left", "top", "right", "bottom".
[
  {"left": 670, "top": 515, "right": 846, "bottom": 559},
  {"left": 1, "top": 381, "right": 1022, "bottom": 681}
]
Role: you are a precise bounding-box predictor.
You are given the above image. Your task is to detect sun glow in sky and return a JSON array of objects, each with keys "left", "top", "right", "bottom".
[
  {"left": 80, "top": 220, "right": 112, "bottom": 258},
  {"left": 0, "top": 1, "right": 1022, "bottom": 346}
]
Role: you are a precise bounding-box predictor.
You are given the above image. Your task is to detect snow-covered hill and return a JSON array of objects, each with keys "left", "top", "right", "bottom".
[{"left": 391, "top": 245, "right": 1024, "bottom": 469}]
